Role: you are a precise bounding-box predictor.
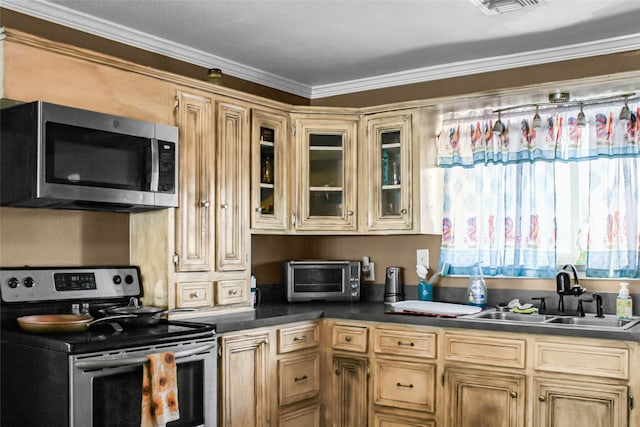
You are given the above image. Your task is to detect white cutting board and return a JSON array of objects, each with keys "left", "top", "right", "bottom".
[{"left": 389, "top": 300, "right": 482, "bottom": 316}]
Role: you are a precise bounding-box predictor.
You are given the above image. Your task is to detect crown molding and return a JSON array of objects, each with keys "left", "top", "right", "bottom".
[{"left": 4, "top": 0, "right": 640, "bottom": 100}]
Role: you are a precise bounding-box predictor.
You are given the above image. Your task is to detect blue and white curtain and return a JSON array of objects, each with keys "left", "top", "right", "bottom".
[{"left": 437, "top": 101, "right": 640, "bottom": 278}]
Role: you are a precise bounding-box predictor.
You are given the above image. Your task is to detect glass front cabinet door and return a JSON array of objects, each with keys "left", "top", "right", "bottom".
[
  {"left": 294, "top": 116, "right": 358, "bottom": 232},
  {"left": 365, "top": 112, "right": 414, "bottom": 231},
  {"left": 251, "top": 108, "right": 288, "bottom": 231}
]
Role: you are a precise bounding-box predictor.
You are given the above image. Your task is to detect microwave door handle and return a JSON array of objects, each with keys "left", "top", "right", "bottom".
[
  {"left": 74, "top": 343, "right": 216, "bottom": 371},
  {"left": 150, "top": 138, "right": 159, "bottom": 192}
]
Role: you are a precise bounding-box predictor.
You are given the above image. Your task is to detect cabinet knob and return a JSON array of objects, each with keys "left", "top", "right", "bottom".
[
  {"left": 401, "top": 208, "right": 407, "bottom": 214},
  {"left": 346, "top": 210, "right": 354, "bottom": 216},
  {"left": 229, "top": 289, "right": 238, "bottom": 295},
  {"left": 538, "top": 395, "right": 546, "bottom": 402},
  {"left": 344, "top": 335, "right": 352, "bottom": 342},
  {"left": 335, "top": 369, "right": 341, "bottom": 376},
  {"left": 201, "top": 200, "right": 210, "bottom": 208},
  {"left": 221, "top": 203, "right": 229, "bottom": 209},
  {"left": 190, "top": 291, "right": 200, "bottom": 299},
  {"left": 510, "top": 391, "right": 518, "bottom": 398},
  {"left": 256, "top": 207, "right": 263, "bottom": 213}
]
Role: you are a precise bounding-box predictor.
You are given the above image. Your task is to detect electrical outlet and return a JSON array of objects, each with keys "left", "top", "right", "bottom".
[
  {"left": 364, "top": 262, "right": 375, "bottom": 281},
  {"left": 417, "top": 249, "right": 429, "bottom": 269}
]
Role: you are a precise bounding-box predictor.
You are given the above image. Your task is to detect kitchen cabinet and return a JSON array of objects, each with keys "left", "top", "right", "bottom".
[
  {"left": 174, "top": 90, "right": 215, "bottom": 272},
  {"left": 219, "top": 329, "right": 271, "bottom": 427},
  {"left": 250, "top": 108, "right": 289, "bottom": 232},
  {"left": 364, "top": 111, "right": 415, "bottom": 231},
  {"left": 215, "top": 99, "right": 250, "bottom": 272},
  {"left": 332, "top": 354, "right": 369, "bottom": 427},
  {"left": 292, "top": 115, "right": 359, "bottom": 232}
]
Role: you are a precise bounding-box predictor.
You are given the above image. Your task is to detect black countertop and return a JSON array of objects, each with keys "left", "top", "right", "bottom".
[{"left": 190, "top": 302, "right": 640, "bottom": 342}]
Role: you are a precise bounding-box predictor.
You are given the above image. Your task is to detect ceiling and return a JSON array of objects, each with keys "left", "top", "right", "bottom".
[{"left": 4, "top": 0, "right": 640, "bottom": 99}]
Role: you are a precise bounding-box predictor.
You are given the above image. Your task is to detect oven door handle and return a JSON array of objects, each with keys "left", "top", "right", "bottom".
[{"left": 74, "top": 343, "right": 216, "bottom": 371}]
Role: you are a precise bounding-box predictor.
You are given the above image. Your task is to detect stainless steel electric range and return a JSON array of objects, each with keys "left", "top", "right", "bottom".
[{"left": 0, "top": 266, "right": 216, "bottom": 427}]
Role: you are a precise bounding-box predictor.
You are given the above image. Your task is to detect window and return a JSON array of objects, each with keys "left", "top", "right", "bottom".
[{"left": 437, "top": 102, "right": 640, "bottom": 279}]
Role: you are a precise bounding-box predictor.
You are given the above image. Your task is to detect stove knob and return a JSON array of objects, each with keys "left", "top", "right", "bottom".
[
  {"left": 7, "top": 277, "right": 19, "bottom": 288},
  {"left": 23, "top": 277, "right": 35, "bottom": 288},
  {"left": 113, "top": 275, "right": 122, "bottom": 285},
  {"left": 125, "top": 275, "right": 134, "bottom": 285}
]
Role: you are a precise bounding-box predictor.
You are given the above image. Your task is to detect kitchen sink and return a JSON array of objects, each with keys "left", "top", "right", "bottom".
[
  {"left": 469, "top": 311, "right": 552, "bottom": 322},
  {"left": 464, "top": 310, "right": 640, "bottom": 330},
  {"left": 545, "top": 315, "right": 640, "bottom": 330}
]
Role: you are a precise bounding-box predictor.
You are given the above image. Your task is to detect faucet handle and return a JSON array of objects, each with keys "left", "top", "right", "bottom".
[
  {"left": 577, "top": 298, "right": 593, "bottom": 317},
  {"left": 592, "top": 293, "right": 604, "bottom": 318}
]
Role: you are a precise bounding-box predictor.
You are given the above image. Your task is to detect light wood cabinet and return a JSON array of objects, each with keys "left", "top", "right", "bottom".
[
  {"left": 444, "top": 368, "right": 526, "bottom": 427},
  {"left": 278, "top": 352, "right": 320, "bottom": 406},
  {"left": 364, "top": 112, "right": 415, "bottom": 231},
  {"left": 373, "top": 357, "right": 436, "bottom": 413},
  {"left": 215, "top": 99, "right": 250, "bottom": 272},
  {"left": 278, "top": 404, "right": 320, "bottom": 427},
  {"left": 533, "top": 378, "right": 629, "bottom": 427},
  {"left": 332, "top": 354, "right": 369, "bottom": 427},
  {"left": 219, "top": 330, "right": 270, "bottom": 427},
  {"left": 174, "top": 91, "right": 214, "bottom": 272},
  {"left": 293, "top": 116, "right": 359, "bottom": 232},
  {"left": 250, "top": 108, "right": 289, "bottom": 232}
]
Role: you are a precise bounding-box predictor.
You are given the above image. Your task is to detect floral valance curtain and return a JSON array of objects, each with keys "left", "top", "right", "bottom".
[
  {"left": 438, "top": 101, "right": 640, "bottom": 167},
  {"left": 438, "top": 101, "right": 640, "bottom": 278}
]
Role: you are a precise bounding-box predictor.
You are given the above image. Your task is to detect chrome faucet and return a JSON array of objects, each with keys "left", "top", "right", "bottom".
[{"left": 556, "top": 264, "right": 586, "bottom": 312}]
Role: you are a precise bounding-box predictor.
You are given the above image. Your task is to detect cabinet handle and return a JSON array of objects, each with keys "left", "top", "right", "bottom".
[
  {"left": 396, "top": 382, "right": 414, "bottom": 389},
  {"left": 401, "top": 208, "right": 407, "bottom": 214},
  {"left": 229, "top": 289, "right": 238, "bottom": 295},
  {"left": 201, "top": 200, "right": 210, "bottom": 208},
  {"left": 293, "top": 335, "right": 308, "bottom": 342},
  {"left": 510, "top": 391, "right": 518, "bottom": 398},
  {"left": 344, "top": 335, "right": 352, "bottom": 342},
  {"left": 190, "top": 291, "right": 200, "bottom": 299},
  {"left": 294, "top": 375, "right": 309, "bottom": 382},
  {"left": 335, "top": 369, "right": 341, "bottom": 376},
  {"left": 221, "top": 203, "right": 229, "bottom": 209},
  {"left": 538, "top": 395, "right": 546, "bottom": 402},
  {"left": 346, "top": 210, "right": 354, "bottom": 216},
  {"left": 397, "top": 341, "right": 415, "bottom": 347},
  {"left": 256, "top": 207, "right": 263, "bottom": 213}
]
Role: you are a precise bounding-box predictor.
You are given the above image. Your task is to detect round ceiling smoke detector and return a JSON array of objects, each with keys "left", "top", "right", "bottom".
[{"left": 548, "top": 92, "right": 570, "bottom": 103}]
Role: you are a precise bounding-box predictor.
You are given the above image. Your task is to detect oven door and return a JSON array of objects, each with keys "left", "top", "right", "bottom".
[{"left": 70, "top": 338, "right": 216, "bottom": 427}]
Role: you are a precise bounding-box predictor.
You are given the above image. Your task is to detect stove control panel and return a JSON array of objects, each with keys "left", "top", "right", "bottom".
[{"left": 0, "top": 267, "right": 142, "bottom": 303}]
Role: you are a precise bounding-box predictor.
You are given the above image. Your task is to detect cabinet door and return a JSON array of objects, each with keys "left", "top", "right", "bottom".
[
  {"left": 174, "top": 91, "right": 214, "bottom": 272},
  {"left": 332, "top": 355, "right": 369, "bottom": 427},
  {"left": 219, "top": 331, "right": 270, "bottom": 427},
  {"left": 533, "top": 378, "right": 628, "bottom": 427},
  {"left": 295, "top": 118, "right": 358, "bottom": 231},
  {"left": 216, "top": 101, "right": 249, "bottom": 271},
  {"left": 251, "top": 108, "right": 289, "bottom": 231},
  {"left": 444, "top": 368, "right": 525, "bottom": 427},
  {"left": 366, "top": 113, "right": 414, "bottom": 231}
]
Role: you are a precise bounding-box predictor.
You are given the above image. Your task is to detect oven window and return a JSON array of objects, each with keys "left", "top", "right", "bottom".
[
  {"left": 293, "top": 267, "right": 344, "bottom": 293},
  {"left": 92, "top": 360, "right": 204, "bottom": 427},
  {"left": 46, "top": 122, "right": 152, "bottom": 191}
]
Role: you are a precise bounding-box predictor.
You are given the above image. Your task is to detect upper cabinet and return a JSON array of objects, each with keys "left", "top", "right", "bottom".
[
  {"left": 292, "top": 115, "right": 359, "bottom": 232},
  {"left": 364, "top": 112, "right": 415, "bottom": 232},
  {"left": 174, "top": 91, "right": 215, "bottom": 272},
  {"left": 216, "top": 99, "right": 250, "bottom": 272},
  {"left": 250, "top": 108, "right": 289, "bottom": 232}
]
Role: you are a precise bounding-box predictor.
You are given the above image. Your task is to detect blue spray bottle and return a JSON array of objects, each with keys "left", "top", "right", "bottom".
[{"left": 416, "top": 264, "right": 432, "bottom": 301}]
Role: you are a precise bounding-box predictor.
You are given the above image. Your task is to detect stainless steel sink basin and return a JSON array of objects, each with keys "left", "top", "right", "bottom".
[
  {"left": 469, "top": 311, "right": 552, "bottom": 322},
  {"left": 464, "top": 309, "right": 640, "bottom": 330},
  {"left": 545, "top": 315, "right": 640, "bottom": 330}
]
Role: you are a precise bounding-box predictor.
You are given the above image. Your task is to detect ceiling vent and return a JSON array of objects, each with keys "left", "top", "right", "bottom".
[{"left": 469, "top": 0, "right": 542, "bottom": 15}]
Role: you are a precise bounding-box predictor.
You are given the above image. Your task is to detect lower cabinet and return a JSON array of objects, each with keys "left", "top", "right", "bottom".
[
  {"left": 533, "top": 378, "right": 629, "bottom": 427},
  {"left": 444, "top": 368, "right": 526, "bottom": 427},
  {"left": 218, "top": 330, "right": 270, "bottom": 427},
  {"left": 278, "top": 404, "right": 320, "bottom": 427},
  {"left": 332, "top": 354, "right": 369, "bottom": 427}
]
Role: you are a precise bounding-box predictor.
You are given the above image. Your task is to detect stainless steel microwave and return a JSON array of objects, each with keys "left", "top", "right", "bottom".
[
  {"left": 284, "top": 260, "right": 361, "bottom": 302},
  {"left": 0, "top": 101, "right": 178, "bottom": 212}
]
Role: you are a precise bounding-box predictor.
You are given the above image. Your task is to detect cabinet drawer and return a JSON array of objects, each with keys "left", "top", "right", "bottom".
[
  {"left": 278, "top": 322, "right": 320, "bottom": 354},
  {"left": 534, "top": 341, "right": 629, "bottom": 380},
  {"left": 279, "top": 404, "right": 320, "bottom": 427},
  {"left": 215, "top": 279, "right": 247, "bottom": 305},
  {"left": 373, "top": 412, "right": 435, "bottom": 427},
  {"left": 373, "top": 358, "right": 436, "bottom": 413},
  {"left": 279, "top": 353, "right": 320, "bottom": 406},
  {"left": 374, "top": 327, "right": 436, "bottom": 359},
  {"left": 176, "top": 281, "right": 213, "bottom": 308},
  {"left": 444, "top": 333, "right": 526, "bottom": 369},
  {"left": 332, "top": 324, "right": 368, "bottom": 353}
]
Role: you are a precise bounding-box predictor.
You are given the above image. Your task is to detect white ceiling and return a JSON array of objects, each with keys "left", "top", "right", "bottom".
[{"left": 4, "top": 0, "right": 640, "bottom": 98}]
